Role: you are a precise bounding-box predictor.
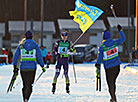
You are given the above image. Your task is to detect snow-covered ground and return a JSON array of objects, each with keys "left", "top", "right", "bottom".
[{"left": 0, "top": 63, "right": 138, "bottom": 102}]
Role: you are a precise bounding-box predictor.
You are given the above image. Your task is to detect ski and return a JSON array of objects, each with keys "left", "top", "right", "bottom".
[
  {"left": 52, "top": 91, "right": 55, "bottom": 94},
  {"left": 96, "top": 68, "right": 101, "bottom": 91},
  {"left": 7, "top": 72, "right": 18, "bottom": 93},
  {"left": 66, "top": 83, "right": 70, "bottom": 94},
  {"left": 66, "top": 92, "right": 70, "bottom": 95},
  {"left": 7, "top": 54, "right": 20, "bottom": 93},
  {"left": 52, "top": 83, "right": 56, "bottom": 94},
  {"left": 99, "top": 71, "right": 101, "bottom": 91}
]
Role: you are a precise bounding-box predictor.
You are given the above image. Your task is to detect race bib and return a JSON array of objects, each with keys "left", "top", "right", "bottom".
[
  {"left": 103, "top": 47, "right": 118, "bottom": 60},
  {"left": 21, "top": 49, "right": 36, "bottom": 58},
  {"left": 58, "top": 47, "right": 68, "bottom": 54}
]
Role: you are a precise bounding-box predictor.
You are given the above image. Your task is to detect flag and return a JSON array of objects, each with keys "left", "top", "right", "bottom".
[{"left": 69, "top": 0, "right": 103, "bottom": 33}]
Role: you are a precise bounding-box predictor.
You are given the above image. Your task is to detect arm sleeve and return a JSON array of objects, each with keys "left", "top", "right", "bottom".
[
  {"left": 96, "top": 47, "right": 103, "bottom": 64},
  {"left": 115, "top": 31, "right": 126, "bottom": 46},
  {"left": 54, "top": 41, "right": 59, "bottom": 55},
  {"left": 13, "top": 45, "right": 21, "bottom": 66},
  {"left": 36, "top": 45, "right": 44, "bottom": 67}
]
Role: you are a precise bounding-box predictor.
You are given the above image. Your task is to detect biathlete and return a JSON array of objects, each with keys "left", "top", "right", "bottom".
[
  {"left": 13, "top": 31, "right": 46, "bottom": 102},
  {"left": 95, "top": 25, "right": 126, "bottom": 102},
  {"left": 52, "top": 31, "right": 76, "bottom": 94}
]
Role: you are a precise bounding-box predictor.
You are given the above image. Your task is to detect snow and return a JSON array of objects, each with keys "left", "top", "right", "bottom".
[{"left": 0, "top": 63, "right": 138, "bottom": 102}]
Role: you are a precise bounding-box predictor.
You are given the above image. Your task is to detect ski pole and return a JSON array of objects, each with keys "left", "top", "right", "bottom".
[
  {"left": 71, "top": 54, "right": 77, "bottom": 83},
  {"left": 110, "top": 4, "right": 119, "bottom": 25},
  {"left": 32, "top": 66, "right": 48, "bottom": 86},
  {"left": 33, "top": 72, "right": 44, "bottom": 86},
  {"left": 110, "top": 4, "right": 132, "bottom": 62}
]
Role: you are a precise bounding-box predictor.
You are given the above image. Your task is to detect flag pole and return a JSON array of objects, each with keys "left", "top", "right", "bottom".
[{"left": 72, "top": 32, "right": 84, "bottom": 46}]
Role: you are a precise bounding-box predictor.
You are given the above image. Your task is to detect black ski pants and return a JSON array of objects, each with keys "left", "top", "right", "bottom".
[
  {"left": 105, "top": 65, "right": 120, "bottom": 101},
  {"left": 20, "top": 70, "right": 36, "bottom": 101}
]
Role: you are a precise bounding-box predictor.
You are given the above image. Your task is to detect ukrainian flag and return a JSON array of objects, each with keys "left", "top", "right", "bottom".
[{"left": 69, "top": 0, "right": 103, "bottom": 33}]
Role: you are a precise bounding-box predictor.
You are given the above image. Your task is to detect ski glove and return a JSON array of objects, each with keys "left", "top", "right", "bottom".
[
  {"left": 42, "top": 67, "right": 46, "bottom": 72},
  {"left": 70, "top": 46, "right": 76, "bottom": 53},
  {"left": 117, "top": 24, "right": 122, "bottom": 31},
  {"left": 13, "top": 65, "right": 19, "bottom": 74}
]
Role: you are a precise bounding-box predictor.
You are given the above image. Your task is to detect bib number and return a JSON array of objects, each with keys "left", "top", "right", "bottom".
[{"left": 58, "top": 47, "right": 67, "bottom": 54}]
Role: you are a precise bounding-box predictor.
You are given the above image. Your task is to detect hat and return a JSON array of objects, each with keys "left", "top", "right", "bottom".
[
  {"left": 103, "top": 31, "right": 111, "bottom": 40},
  {"left": 25, "top": 31, "right": 33, "bottom": 39}
]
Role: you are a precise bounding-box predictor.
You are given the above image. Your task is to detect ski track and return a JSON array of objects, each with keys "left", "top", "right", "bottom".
[{"left": 0, "top": 64, "right": 138, "bottom": 102}]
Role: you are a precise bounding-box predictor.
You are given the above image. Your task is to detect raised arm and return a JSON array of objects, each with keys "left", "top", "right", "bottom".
[{"left": 115, "top": 25, "right": 126, "bottom": 46}]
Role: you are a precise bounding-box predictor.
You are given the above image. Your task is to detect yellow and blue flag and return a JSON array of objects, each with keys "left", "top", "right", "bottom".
[{"left": 69, "top": 0, "right": 103, "bottom": 33}]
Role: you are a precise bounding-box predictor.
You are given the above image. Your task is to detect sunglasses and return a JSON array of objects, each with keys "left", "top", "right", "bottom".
[{"left": 61, "top": 32, "right": 68, "bottom": 36}]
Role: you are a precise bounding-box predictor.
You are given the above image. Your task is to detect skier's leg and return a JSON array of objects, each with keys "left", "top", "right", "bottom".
[
  {"left": 63, "top": 60, "right": 70, "bottom": 93},
  {"left": 63, "top": 62, "right": 69, "bottom": 84},
  {"left": 52, "top": 61, "right": 61, "bottom": 93},
  {"left": 20, "top": 70, "right": 36, "bottom": 101},
  {"left": 20, "top": 71, "right": 28, "bottom": 101},
  {"left": 26, "top": 71, "right": 36, "bottom": 100},
  {"left": 53, "top": 64, "right": 61, "bottom": 84},
  {"left": 105, "top": 65, "right": 120, "bottom": 101}
]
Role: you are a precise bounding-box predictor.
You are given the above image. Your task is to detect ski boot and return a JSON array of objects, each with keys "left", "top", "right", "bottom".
[
  {"left": 66, "top": 83, "right": 70, "bottom": 94},
  {"left": 52, "top": 83, "right": 56, "bottom": 94}
]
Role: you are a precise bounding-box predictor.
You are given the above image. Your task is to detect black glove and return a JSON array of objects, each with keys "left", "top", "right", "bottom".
[
  {"left": 13, "top": 65, "right": 19, "bottom": 74},
  {"left": 117, "top": 24, "right": 122, "bottom": 31}
]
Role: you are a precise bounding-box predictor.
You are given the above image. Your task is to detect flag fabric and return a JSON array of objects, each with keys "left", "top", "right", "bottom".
[{"left": 69, "top": 0, "right": 103, "bottom": 33}]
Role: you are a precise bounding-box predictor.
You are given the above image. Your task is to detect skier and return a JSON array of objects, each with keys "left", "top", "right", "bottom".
[
  {"left": 13, "top": 31, "right": 46, "bottom": 102},
  {"left": 95, "top": 25, "right": 126, "bottom": 102},
  {"left": 52, "top": 30, "right": 76, "bottom": 94}
]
